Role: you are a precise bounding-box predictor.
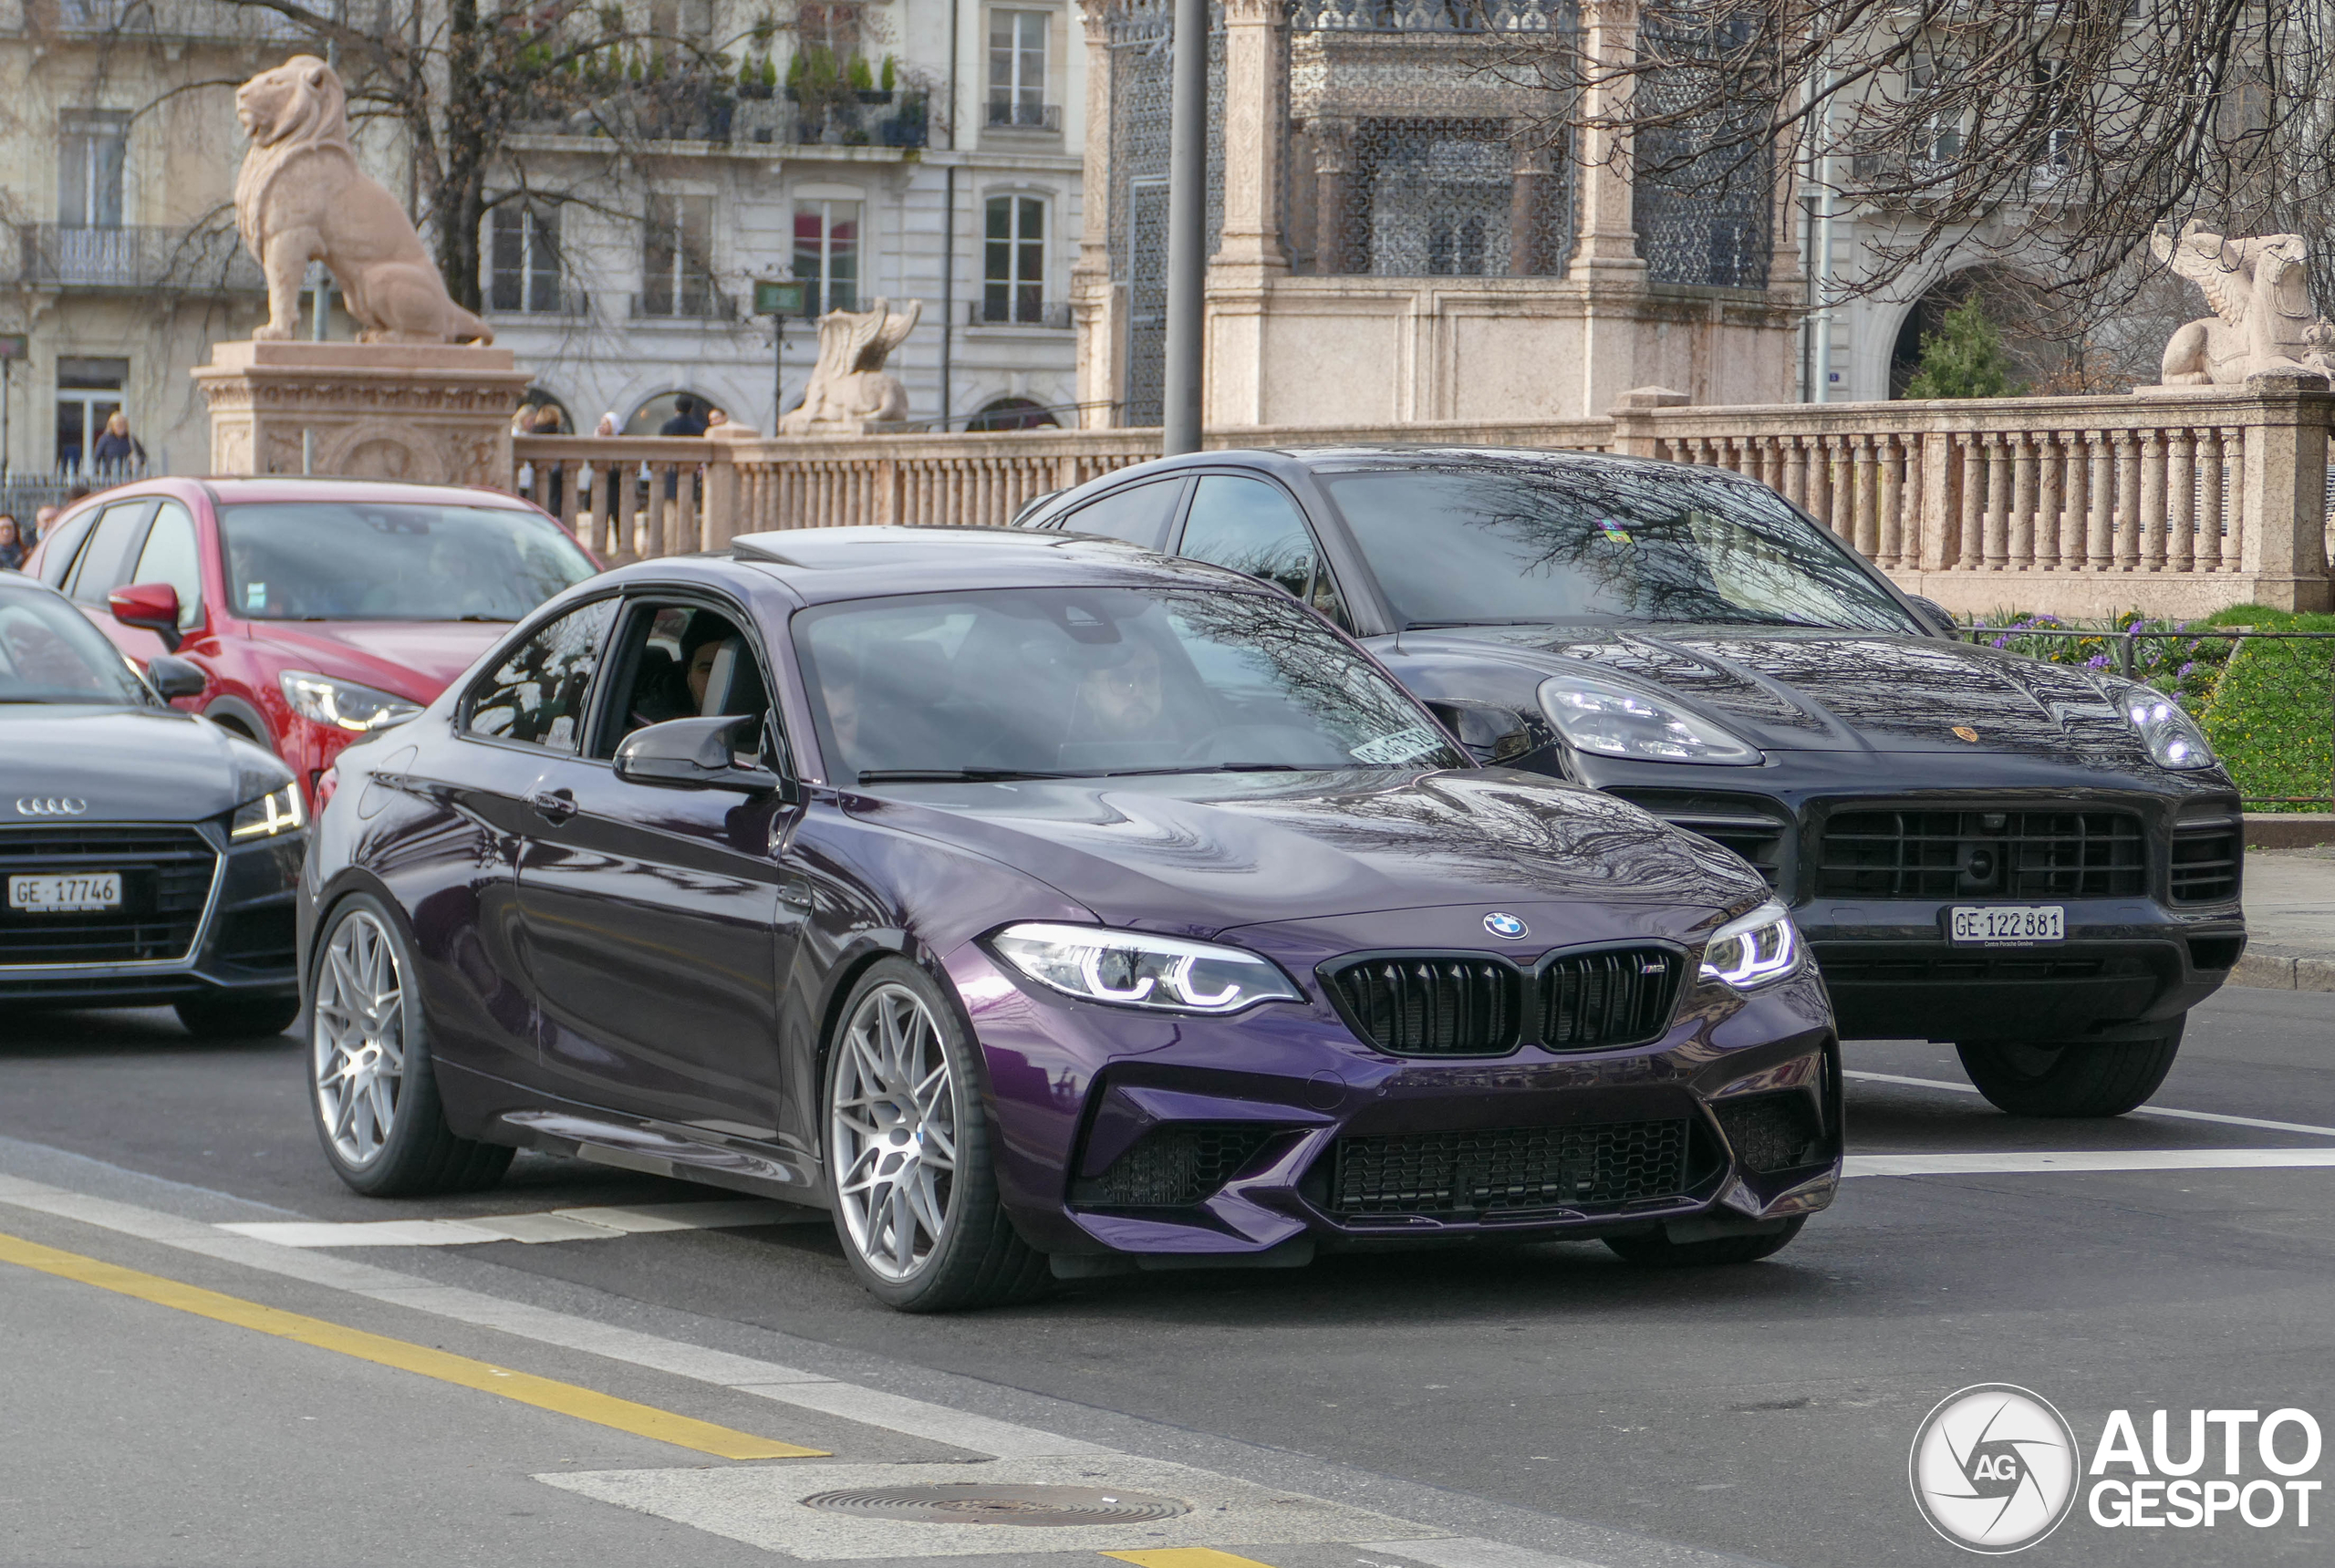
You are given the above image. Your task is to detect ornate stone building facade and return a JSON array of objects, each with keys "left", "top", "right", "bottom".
[{"left": 1070, "top": 0, "right": 1803, "bottom": 427}]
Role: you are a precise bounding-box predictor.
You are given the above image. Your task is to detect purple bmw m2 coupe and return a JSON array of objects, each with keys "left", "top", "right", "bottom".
[{"left": 298, "top": 526, "right": 1842, "bottom": 1310}]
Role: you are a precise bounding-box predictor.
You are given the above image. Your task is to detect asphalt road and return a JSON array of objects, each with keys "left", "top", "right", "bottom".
[{"left": 5, "top": 985, "right": 2333, "bottom": 1568}]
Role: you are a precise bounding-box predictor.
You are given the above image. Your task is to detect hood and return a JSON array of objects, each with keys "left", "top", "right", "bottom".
[
  {"left": 850, "top": 768, "right": 1768, "bottom": 939},
  {"left": 1401, "top": 625, "right": 2151, "bottom": 761},
  {"left": 0, "top": 707, "right": 292, "bottom": 825},
  {"left": 242, "top": 620, "right": 508, "bottom": 701}
]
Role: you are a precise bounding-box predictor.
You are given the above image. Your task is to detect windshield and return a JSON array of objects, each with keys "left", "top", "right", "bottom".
[
  {"left": 796, "top": 587, "right": 1467, "bottom": 784},
  {"left": 1323, "top": 463, "right": 1923, "bottom": 634},
  {"left": 218, "top": 502, "right": 596, "bottom": 621},
  {"left": 0, "top": 587, "right": 151, "bottom": 705}
]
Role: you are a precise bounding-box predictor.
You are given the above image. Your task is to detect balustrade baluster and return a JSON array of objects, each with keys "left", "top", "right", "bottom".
[
  {"left": 2166, "top": 431, "right": 2195, "bottom": 571},
  {"left": 1956, "top": 438, "right": 1985, "bottom": 568},
  {"left": 2086, "top": 435, "right": 2114, "bottom": 569},
  {"left": 2008, "top": 433, "right": 2038, "bottom": 570},
  {"left": 1983, "top": 433, "right": 2010, "bottom": 569},
  {"left": 2221, "top": 426, "right": 2247, "bottom": 569},
  {"left": 2139, "top": 431, "right": 2167, "bottom": 570},
  {"left": 1878, "top": 436, "right": 1905, "bottom": 567},
  {"left": 2198, "top": 429, "right": 2226, "bottom": 569},
  {"left": 2113, "top": 431, "right": 2142, "bottom": 571}
]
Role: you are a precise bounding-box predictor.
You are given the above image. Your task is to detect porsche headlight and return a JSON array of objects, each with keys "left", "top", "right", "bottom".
[
  {"left": 1539, "top": 671, "right": 1762, "bottom": 765},
  {"left": 1698, "top": 900, "right": 1801, "bottom": 990},
  {"left": 990, "top": 923, "right": 1302, "bottom": 1014},
  {"left": 2118, "top": 686, "right": 2216, "bottom": 771},
  {"left": 230, "top": 782, "right": 306, "bottom": 840},
  {"left": 280, "top": 670, "right": 421, "bottom": 732}
]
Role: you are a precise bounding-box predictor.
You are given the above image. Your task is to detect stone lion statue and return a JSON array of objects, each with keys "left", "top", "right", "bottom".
[
  {"left": 780, "top": 298, "right": 922, "bottom": 434},
  {"left": 2152, "top": 223, "right": 2333, "bottom": 385},
  {"left": 234, "top": 56, "right": 493, "bottom": 345}
]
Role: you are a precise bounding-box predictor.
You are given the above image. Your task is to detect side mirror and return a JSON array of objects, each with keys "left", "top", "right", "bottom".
[
  {"left": 109, "top": 581, "right": 184, "bottom": 652},
  {"left": 614, "top": 713, "right": 797, "bottom": 799},
  {"left": 1908, "top": 596, "right": 1959, "bottom": 637},
  {"left": 145, "top": 654, "right": 207, "bottom": 701}
]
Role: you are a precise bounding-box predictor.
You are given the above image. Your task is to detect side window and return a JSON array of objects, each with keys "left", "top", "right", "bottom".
[
  {"left": 1060, "top": 477, "right": 1186, "bottom": 550},
  {"left": 66, "top": 500, "right": 155, "bottom": 606},
  {"left": 466, "top": 598, "right": 617, "bottom": 753},
  {"left": 128, "top": 502, "right": 204, "bottom": 628},
  {"left": 1178, "top": 475, "right": 1349, "bottom": 627},
  {"left": 595, "top": 602, "right": 775, "bottom": 759},
  {"left": 35, "top": 511, "right": 99, "bottom": 588}
]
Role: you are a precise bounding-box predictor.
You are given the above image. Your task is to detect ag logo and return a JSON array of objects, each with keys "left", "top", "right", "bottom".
[
  {"left": 1910, "top": 1384, "right": 2080, "bottom": 1553},
  {"left": 1482, "top": 911, "right": 1528, "bottom": 940}
]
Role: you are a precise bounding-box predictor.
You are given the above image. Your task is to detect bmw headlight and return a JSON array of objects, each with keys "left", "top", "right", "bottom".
[
  {"left": 231, "top": 782, "right": 306, "bottom": 840},
  {"left": 1698, "top": 900, "right": 1801, "bottom": 990},
  {"left": 1539, "top": 671, "right": 1762, "bottom": 765},
  {"left": 280, "top": 670, "right": 422, "bottom": 732},
  {"left": 990, "top": 923, "right": 1302, "bottom": 1014},
  {"left": 2116, "top": 685, "right": 2216, "bottom": 771}
]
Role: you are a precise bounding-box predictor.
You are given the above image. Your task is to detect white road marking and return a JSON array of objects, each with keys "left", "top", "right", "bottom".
[
  {"left": 0, "top": 1169, "right": 1776, "bottom": 1567},
  {"left": 1843, "top": 1069, "right": 2335, "bottom": 1139},
  {"left": 215, "top": 1199, "right": 818, "bottom": 1248},
  {"left": 1846, "top": 1148, "right": 2335, "bottom": 1178},
  {"left": 538, "top": 1455, "right": 1438, "bottom": 1561},
  {"left": 1361, "top": 1536, "right": 1609, "bottom": 1568}
]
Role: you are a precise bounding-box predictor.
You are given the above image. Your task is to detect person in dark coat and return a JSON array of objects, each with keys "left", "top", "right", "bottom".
[
  {"left": 659, "top": 394, "right": 708, "bottom": 500},
  {"left": 91, "top": 412, "right": 146, "bottom": 473},
  {"left": 0, "top": 516, "right": 24, "bottom": 571}
]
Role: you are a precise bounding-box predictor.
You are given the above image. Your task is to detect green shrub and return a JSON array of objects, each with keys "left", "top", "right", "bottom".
[{"left": 2195, "top": 607, "right": 2335, "bottom": 812}]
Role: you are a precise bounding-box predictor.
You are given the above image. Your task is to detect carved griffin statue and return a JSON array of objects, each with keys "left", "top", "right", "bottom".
[
  {"left": 2152, "top": 223, "right": 2333, "bottom": 385},
  {"left": 780, "top": 298, "right": 923, "bottom": 434},
  {"left": 234, "top": 56, "right": 493, "bottom": 345}
]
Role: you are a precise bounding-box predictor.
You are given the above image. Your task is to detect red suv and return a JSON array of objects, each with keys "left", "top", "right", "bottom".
[{"left": 25, "top": 477, "right": 599, "bottom": 807}]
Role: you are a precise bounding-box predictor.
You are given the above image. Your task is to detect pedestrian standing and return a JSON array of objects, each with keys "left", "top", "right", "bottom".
[
  {"left": 33, "top": 505, "right": 59, "bottom": 543},
  {"left": 659, "top": 394, "right": 708, "bottom": 503},
  {"left": 91, "top": 411, "right": 145, "bottom": 475},
  {"left": 0, "top": 515, "right": 24, "bottom": 571}
]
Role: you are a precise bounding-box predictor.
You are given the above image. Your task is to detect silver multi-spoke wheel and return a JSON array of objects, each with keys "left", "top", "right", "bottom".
[
  {"left": 313, "top": 909, "right": 407, "bottom": 1167},
  {"left": 830, "top": 981, "right": 960, "bottom": 1282}
]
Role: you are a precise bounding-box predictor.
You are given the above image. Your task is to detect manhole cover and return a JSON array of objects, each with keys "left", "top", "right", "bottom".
[{"left": 800, "top": 1483, "right": 1191, "bottom": 1527}]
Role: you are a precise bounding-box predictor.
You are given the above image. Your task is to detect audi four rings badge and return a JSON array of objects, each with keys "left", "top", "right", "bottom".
[{"left": 16, "top": 797, "right": 88, "bottom": 816}]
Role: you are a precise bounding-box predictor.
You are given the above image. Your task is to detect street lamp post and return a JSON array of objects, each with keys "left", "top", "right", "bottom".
[
  {"left": 754, "top": 278, "right": 808, "bottom": 431},
  {"left": 1161, "top": 0, "right": 1208, "bottom": 453}
]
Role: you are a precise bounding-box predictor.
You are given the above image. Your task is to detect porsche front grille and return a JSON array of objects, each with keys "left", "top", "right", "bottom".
[{"left": 1817, "top": 808, "right": 2145, "bottom": 899}]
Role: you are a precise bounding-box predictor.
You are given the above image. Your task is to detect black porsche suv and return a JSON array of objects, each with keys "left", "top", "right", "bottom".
[{"left": 1018, "top": 446, "right": 2245, "bottom": 1117}]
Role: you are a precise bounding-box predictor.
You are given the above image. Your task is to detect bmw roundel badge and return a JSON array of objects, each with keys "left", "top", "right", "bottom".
[{"left": 1483, "top": 911, "right": 1529, "bottom": 940}]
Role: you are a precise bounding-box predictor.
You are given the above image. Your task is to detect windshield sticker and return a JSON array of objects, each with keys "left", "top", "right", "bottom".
[
  {"left": 1351, "top": 726, "right": 1443, "bottom": 765},
  {"left": 1598, "top": 523, "right": 1634, "bottom": 544},
  {"left": 244, "top": 583, "right": 266, "bottom": 610}
]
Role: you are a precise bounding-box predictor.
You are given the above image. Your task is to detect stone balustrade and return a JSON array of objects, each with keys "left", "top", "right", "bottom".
[{"left": 513, "top": 382, "right": 2330, "bottom": 615}]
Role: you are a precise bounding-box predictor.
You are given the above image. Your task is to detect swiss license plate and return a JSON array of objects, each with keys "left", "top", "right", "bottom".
[
  {"left": 7, "top": 873, "right": 122, "bottom": 914},
  {"left": 1949, "top": 904, "right": 2065, "bottom": 945}
]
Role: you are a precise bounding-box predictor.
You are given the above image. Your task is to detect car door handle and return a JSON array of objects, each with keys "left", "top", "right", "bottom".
[{"left": 528, "top": 787, "right": 577, "bottom": 824}]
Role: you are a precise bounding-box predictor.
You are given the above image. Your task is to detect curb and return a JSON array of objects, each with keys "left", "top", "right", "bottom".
[
  {"left": 2230, "top": 950, "right": 2335, "bottom": 992},
  {"left": 2245, "top": 812, "right": 2335, "bottom": 849}
]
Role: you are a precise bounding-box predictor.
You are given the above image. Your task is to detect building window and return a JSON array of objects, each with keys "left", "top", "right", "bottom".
[
  {"left": 641, "top": 193, "right": 714, "bottom": 317},
  {"left": 797, "top": 2, "right": 862, "bottom": 56},
  {"left": 59, "top": 111, "right": 128, "bottom": 228},
  {"left": 56, "top": 356, "right": 128, "bottom": 472},
  {"left": 794, "top": 200, "right": 860, "bottom": 314},
  {"left": 490, "top": 203, "right": 565, "bottom": 313},
  {"left": 649, "top": 0, "right": 714, "bottom": 47},
  {"left": 988, "top": 10, "right": 1050, "bottom": 128},
  {"left": 982, "top": 195, "right": 1045, "bottom": 323}
]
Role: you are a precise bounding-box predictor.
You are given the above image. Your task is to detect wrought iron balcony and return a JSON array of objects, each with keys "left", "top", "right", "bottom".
[
  {"left": 967, "top": 297, "right": 1073, "bottom": 329},
  {"left": 16, "top": 224, "right": 263, "bottom": 292},
  {"left": 986, "top": 100, "right": 1062, "bottom": 131}
]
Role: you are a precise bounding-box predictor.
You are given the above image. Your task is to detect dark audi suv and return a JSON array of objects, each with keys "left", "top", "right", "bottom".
[
  {"left": 1018, "top": 448, "right": 2247, "bottom": 1118},
  {"left": 301, "top": 527, "right": 1841, "bottom": 1310}
]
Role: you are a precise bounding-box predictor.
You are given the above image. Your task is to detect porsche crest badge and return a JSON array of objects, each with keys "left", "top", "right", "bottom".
[{"left": 1952, "top": 725, "right": 1980, "bottom": 743}]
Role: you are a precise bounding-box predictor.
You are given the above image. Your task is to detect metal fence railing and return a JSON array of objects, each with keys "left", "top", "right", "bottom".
[{"left": 1963, "top": 623, "right": 2335, "bottom": 808}]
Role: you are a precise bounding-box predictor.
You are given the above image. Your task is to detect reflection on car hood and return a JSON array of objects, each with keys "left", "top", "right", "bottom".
[
  {"left": 0, "top": 707, "right": 291, "bottom": 824},
  {"left": 849, "top": 767, "right": 1768, "bottom": 938},
  {"left": 244, "top": 620, "right": 508, "bottom": 701},
  {"left": 1402, "top": 624, "right": 2148, "bottom": 758}
]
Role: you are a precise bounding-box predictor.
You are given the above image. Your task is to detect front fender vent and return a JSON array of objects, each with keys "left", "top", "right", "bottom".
[{"left": 1712, "top": 1091, "right": 1827, "bottom": 1175}]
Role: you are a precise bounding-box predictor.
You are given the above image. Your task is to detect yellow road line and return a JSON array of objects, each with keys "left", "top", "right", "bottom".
[
  {"left": 0, "top": 1230, "right": 825, "bottom": 1461},
  {"left": 1106, "top": 1552, "right": 1282, "bottom": 1568}
]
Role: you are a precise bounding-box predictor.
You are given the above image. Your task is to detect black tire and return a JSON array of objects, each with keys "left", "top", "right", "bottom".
[
  {"left": 822, "top": 957, "right": 1050, "bottom": 1312},
  {"left": 1604, "top": 1217, "right": 1805, "bottom": 1267},
  {"left": 1956, "top": 1019, "right": 2185, "bottom": 1118},
  {"left": 307, "top": 892, "right": 514, "bottom": 1198},
  {"left": 175, "top": 993, "right": 301, "bottom": 1039}
]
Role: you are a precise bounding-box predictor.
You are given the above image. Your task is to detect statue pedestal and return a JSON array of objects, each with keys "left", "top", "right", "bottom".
[{"left": 191, "top": 340, "right": 533, "bottom": 487}]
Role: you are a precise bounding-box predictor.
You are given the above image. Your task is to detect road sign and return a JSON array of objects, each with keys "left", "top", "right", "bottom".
[
  {"left": 754, "top": 280, "right": 807, "bottom": 317},
  {"left": 0, "top": 334, "right": 26, "bottom": 360}
]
